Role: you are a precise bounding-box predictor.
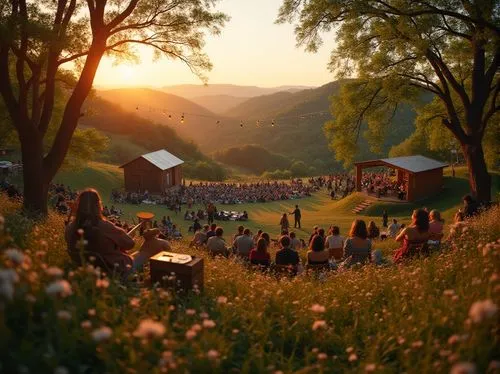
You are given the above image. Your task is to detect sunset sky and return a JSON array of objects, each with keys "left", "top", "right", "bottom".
[{"left": 93, "top": 0, "right": 335, "bottom": 88}]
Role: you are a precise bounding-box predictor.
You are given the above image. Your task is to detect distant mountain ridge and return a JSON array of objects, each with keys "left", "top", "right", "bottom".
[{"left": 161, "top": 83, "right": 315, "bottom": 99}]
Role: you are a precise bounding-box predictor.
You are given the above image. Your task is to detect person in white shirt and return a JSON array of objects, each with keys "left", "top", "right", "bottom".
[
  {"left": 325, "top": 226, "right": 344, "bottom": 261},
  {"left": 289, "top": 231, "right": 302, "bottom": 251},
  {"left": 233, "top": 228, "right": 254, "bottom": 259},
  {"left": 388, "top": 219, "right": 401, "bottom": 238}
]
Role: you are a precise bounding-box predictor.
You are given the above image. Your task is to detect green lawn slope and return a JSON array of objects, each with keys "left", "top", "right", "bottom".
[{"left": 51, "top": 163, "right": 498, "bottom": 240}]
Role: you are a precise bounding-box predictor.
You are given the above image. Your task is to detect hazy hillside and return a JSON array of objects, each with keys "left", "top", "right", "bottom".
[
  {"left": 91, "top": 82, "right": 422, "bottom": 174},
  {"left": 97, "top": 88, "right": 221, "bottom": 145},
  {"left": 224, "top": 81, "right": 343, "bottom": 119},
  {"left": 192, "top": 95, "right": 249, "bottom": 114},
  {"left": 161, "top": 84, "right": 314, "bottom": 99}
]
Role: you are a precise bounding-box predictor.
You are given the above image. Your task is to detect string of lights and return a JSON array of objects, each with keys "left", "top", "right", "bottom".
[{"left": 86, "top": 98, "right": 331, "bottom": 129}]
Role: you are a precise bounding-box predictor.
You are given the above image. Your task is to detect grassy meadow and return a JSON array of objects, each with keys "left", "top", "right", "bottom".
[
  {"left": 52, "top": 162, "right": 500, "bottom": 240},
  {"left": 0, "top": 191, "right": 499, "bottom": 373}
]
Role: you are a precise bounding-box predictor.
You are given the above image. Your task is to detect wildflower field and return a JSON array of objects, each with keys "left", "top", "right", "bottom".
[{"left": 0, "top": 195, "right": 499, "bottom": 374}]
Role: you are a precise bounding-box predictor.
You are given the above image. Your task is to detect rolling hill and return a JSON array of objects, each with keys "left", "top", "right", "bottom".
[
  {"left": 161, "top": 83, "right": 314, "bottom": 99},
  {"left": 92, "top": 82, "right": 422, "bottom": 174},
  {"left": 191, "top": 94, "right": 249, "bottom": 114}
]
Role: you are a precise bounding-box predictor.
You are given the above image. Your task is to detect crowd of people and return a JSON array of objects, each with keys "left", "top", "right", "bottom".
[
  {"left": 59, "top": 184, "right": 490, "bottom": 282},
  {"left": 361, "top": 172, "right": 406, "bottom": 200}
]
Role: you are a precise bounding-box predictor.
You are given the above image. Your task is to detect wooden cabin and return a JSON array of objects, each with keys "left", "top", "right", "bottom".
[
  {"left": 354, "top": 155, "right": 448, "bottom": 202},
  {"left": 120, "top": 150, "right": 184, "bottom": 194}
]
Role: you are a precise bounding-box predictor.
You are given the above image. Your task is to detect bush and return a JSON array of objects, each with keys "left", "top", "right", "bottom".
[{"left": 261, "top": 169, "right": 293, "bottom": 180}]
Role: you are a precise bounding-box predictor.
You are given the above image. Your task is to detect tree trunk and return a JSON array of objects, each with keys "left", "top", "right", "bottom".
[
  {"left": 461, "top": 141, "right": 491, "bottom": 203},
  {"left": 19, "top": 129, "right": 48, "bottom": 216}
]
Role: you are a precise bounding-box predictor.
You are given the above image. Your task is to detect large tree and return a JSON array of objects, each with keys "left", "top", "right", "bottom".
[
  {"left": 0, "top": 0, "right": 227, "bottom": 215},
  {"left": 278, "top": 0, "right": 499, "bottom": 202}
]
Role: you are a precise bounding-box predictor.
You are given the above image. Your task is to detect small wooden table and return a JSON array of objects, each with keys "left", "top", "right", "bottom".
[{"left": 150, "top": 251, "right": 204, "bottom": 292}]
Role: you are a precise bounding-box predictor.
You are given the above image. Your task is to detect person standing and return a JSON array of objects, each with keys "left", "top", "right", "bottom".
[
  {"left": 382, "top": 210, "right": 388, "bottom": 228},
  {"left": 279, "top": 213, "right": 290, "bottom": 233},
  {"left": 289, "top": 205, "right": 302, "bottom": 229}
]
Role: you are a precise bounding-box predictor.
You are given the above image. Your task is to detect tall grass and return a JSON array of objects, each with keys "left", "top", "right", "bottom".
[{"left": 0, "top": 195, "right": 499, "bottom": 373}]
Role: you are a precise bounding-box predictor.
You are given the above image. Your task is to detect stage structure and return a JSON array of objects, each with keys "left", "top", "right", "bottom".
[
  {"left": 120, "top": 149, "right": 184, "bottom": 193},
  {"left": 354, "top": 155, "right": 448, "bottom": 202}
]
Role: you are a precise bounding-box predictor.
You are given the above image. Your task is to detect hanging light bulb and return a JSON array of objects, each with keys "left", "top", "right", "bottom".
[
  {"left": 271, "top": 119, "right": 275, "bottom": 127},
  {"left": 240, "top": 120, "right": 244, "bottom": 128},
  {"left": 256, "top": 120, "right": 260, "bottom": 127},
  {"left": 180, "top": 113, "right": 185, "bottom": 123},
  {"left": 168, "top": 114, "right": 172, "bottom": 120},
  {"left": 216, "top": 120, "right": 220, "bottom": 125}
]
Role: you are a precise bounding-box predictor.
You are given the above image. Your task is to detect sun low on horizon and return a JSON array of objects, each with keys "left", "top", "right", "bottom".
[{"left": 93, "top": 0, "right": 335, "bottom": 89}]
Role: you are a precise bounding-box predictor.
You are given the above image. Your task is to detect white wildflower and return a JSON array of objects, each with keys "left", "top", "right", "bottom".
[
  {"left": 310, "top": 304, "right": 326, "bottom": 313},
  {"left": 468, "top": 299, "right": 498, "bottom": 323},
  {"left": 96, "top": 278, "right": 110, "bottom": 289},
  {"left": 45, "top": 280, "right": 72, "bottom": 298},
  {"left": 207, "top": 349, "right": 220, "bottom": 360},
  {"left": 133, "top": 319, "right": 166, "bottom": 339},
  {"left": 450, "top": 362, "right": 477, "bottom": 374},
  {"left": 216, "top": 296, "right": 228, "bottom": 304},
  {"left": 45, "top": 267, "right": 64, "bottom": 278},
  {"left": 57, "top": 310, "right": 72, "bottom": 321},
  {"left": 91, "top": 326, "right": 113, "bottom": 342},
  {"left": 312, "top": 320, "right": 327, "bottom": 331},
  {"left": 202, "top": 319, "right": 216, "bottom": 329}
]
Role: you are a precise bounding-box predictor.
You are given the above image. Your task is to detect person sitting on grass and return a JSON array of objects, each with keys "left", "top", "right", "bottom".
[
  {"left": 342, "top": 220, "right": 372, "bottom": 267},
  {"left": 429, "top": 210, "right": 444, "bottom": 239},
  {"left": 233, "top": 228, "right": 254, "bottom": 259},
  {"left": 307, "top": 234, "right": 329, "bottom": 266},
  {"left": 367, "top": 221, "right": 380, "bottom": 240},
  {"left": 65, "top": 188, "right": 134, "bottom": 273},
  {"left": 206, "top": 223, "right": 217, "bottom": 239},
  {"left": 133, "top": 228, "right": 171, "bottom": 270},
  {"left": 171, "top": 224, "right": 182, "bottom": 240},
  {"left": 388, "top": 219, "right": 400, "bottom": 238},
  {"left": 249, "top": 237, "right": 271, "bottom": 267},
  {"left": 190, "top": 224, "right": 209, "bottom": 247},
  {"left": 233, "top": 225, "right": 244, "bottom": 242},
  {"left": 207, "top": 227, "right": 229, "bottom": 257},
  {"left": 275, "top": 235, "right": 300, "bottom": 267},
  {"left": 325, "top": 226, "right": 344, "bottom": 261},
  {"left": 289, "top": 231, "right": 302, "bottom": 251},
  {"left": 253, "top": 229, "right": 263, "bottom": 245},
  {"left": 393, "top": 209, "right": 431, "bottom": 262}
]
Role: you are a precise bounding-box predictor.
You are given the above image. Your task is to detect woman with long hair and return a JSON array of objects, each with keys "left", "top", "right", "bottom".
[
  {"left": 393, "top": 209, "right": 431, "bottom": 262},
  {"left": 325, "top": 225, "right": 344, "bottom": 261},
  {"left": 279, "top": 213, "right": 289, "bottom": 233},
  {"left": 65, "top": 189, "right": 135, "bottom": 273},
  {"left": 342, "top": 220, "right": 372, "bottom": 267},
  {"left": 307, "top": 234, "right": 329, "bottom": 265},
  {"left": 367, "top": 221, "right": 380, "bottom": 240},
  {"left": 249, "top": 237, "right": 271, "bottom": 267}
]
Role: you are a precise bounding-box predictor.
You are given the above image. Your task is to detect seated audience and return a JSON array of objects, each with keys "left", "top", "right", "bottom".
[
  {"left": 233, "top": 228, "right": 254, "bottom": 259},
  {"left": 387, "top": 219, "right": 400, "bottom": 238},
  {"left": 249, "top": 238, "right": 271, "bottom": 267},
  {"left": 429, "top": 210, "right": 444, "bottom": 240},
  {"left": 206, "top": 223, "right": 217, "bottom": 239},
  {"left": 325, "top": 226, "right": 344, "bottom": 261},
  {"left": 65, "top": 189, "right": 134, "bottom": 273},
  {"left": 343, "top": 220, "right": 372, "bottom": 267},
  {"left": 393, "top": 209, "right": 431, "bottom": 262},
  {"left": 289, "top": 231, "right": 302, "bottom": 251},
  {"left": 207, "top": 227, "right": 229, "bottom": 257},
  {"left": 190, "top": 225, "right": 209, "bottom": 247},
  {"left": 133, "top": 228, "right": 171, "bottom": 270},
  {"left": 275, "top": 235, "right": 300, "bottom": 267},
  {"left": 367, "top": 221, "right": 380, "bottom": 240},
  {"left": 462, "top": 194, "right": 478, "bottom": 218},
  {"left": 307, "top": 234, "right": 329, "bottom": 266}
]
